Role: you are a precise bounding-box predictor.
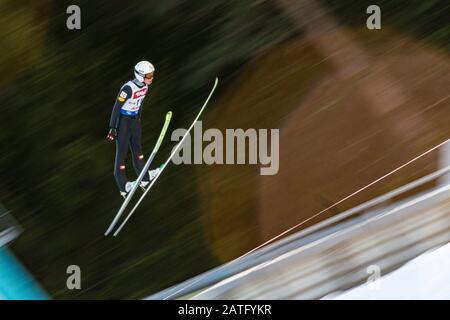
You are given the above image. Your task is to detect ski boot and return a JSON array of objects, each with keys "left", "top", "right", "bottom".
[
  {"left": 140, "top": 164, "right": 163, "bottom": 191},
  {"left": 120, "top": 181, "right": 137, "bottom": 199}
]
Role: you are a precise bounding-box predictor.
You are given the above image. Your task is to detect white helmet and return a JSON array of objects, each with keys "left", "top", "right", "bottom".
[{"left": 134, "top": 61, "right": 155, "bottom": 82}]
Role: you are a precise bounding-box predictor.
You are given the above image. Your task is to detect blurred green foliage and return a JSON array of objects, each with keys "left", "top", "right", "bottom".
[{"left": 0, "top": 0, "right": 448, "bottom": 299}]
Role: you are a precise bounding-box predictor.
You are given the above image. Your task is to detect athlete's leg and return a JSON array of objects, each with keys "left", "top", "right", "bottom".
[
  {"left": 114, "top": 117, "right": 131, "bottom": 192},
  {"left": 130, "top": 118, "right": 150, "bottom": 182}
]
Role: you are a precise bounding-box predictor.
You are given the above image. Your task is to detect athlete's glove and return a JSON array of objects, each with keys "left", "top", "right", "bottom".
[{"left": 107, "top": 128, "right": 117, "bottom": 141}]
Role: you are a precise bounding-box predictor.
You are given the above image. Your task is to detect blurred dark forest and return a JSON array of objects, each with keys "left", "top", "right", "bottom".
[{"left": 0, "top": 0, "right": 448, "bottom": 298}]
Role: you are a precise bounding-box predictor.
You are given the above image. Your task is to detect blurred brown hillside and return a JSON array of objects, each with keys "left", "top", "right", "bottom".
[{"left": 199, "top": 28, "right": 450, "bottom": 262}]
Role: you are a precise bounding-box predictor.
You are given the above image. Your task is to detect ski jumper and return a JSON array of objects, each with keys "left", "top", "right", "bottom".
[{"left": 109, "top": 79, "right": 150, "bottom": 192}]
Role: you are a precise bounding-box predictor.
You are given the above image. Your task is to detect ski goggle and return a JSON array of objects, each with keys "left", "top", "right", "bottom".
[{"left": 135, "top": 70, "right": 154, "bottom": 80}]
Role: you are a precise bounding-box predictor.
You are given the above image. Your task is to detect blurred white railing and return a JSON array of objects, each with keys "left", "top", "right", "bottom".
[
  {"left": 192, "top": 180, "right": 450, "bottom": 299},
  {"left": 148, "top": 163, "right": 450, "bottom": 299}
]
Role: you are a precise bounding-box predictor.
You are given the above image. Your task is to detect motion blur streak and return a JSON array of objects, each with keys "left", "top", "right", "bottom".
[{"left": 1, "top": 0, "right": 449, "bottom": 299}]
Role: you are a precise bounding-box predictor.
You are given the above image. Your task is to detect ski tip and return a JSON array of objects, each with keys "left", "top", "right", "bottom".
[{"left": 166, "top": 111, "right": 173, "bottom": 119}]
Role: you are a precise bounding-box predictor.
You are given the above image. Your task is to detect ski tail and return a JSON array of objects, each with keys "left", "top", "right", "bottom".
[
  {"left": 112, "top": 77, "right": 219, "bottom": 236},
  {"left": 105, "top": 111, "right": 173, "bottom": 236}
]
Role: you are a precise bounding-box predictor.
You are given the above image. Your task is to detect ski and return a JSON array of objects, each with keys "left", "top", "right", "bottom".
[
  {"left": 112, "top": 77, "right": 219, "bottom": 236},
  {"left": 105, "top": 111, "right": 173, "bottom": 236}
]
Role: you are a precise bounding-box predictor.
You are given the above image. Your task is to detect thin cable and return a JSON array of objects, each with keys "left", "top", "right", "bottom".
[{"left": 242, "top": 138, "right": 449, "bottom": 257}]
